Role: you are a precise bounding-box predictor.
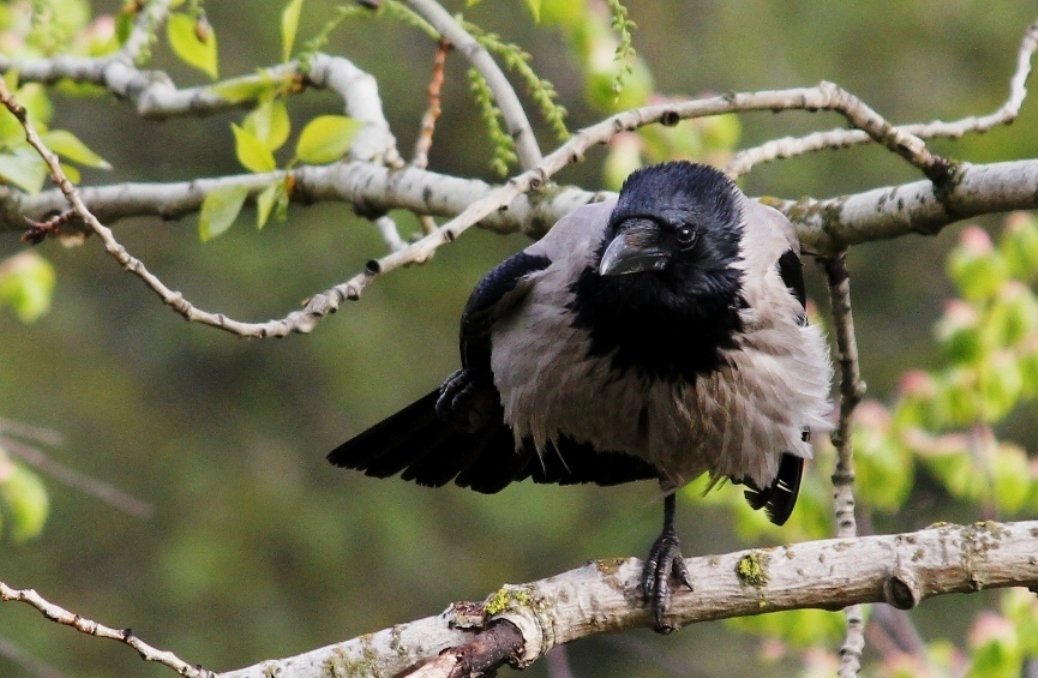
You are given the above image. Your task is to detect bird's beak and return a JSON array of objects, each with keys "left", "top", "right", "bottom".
[{"left": 598, "top": 220, "right": 670, "bottom": 276}]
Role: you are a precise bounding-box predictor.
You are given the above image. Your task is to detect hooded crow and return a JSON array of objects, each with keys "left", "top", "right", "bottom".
[{"left": 328, "top": 161, "right": 832, "bottom": 631}]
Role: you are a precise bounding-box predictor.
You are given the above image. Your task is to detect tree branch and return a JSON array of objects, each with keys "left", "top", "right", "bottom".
[
  {"left": 822, "top": 253, "right": 867, "bottom": 675},
  {"left": 404, "top": 0, "right": 543, "bottom": 169},
  {"left": 727, "top": 20, "right": 1038, "bottom": 176},
  {"left": 0, "top": 581, "right": 210, "bottom": 677},
  {"left": 218, "top": 520, "right": 1038, "bottom": 677}
]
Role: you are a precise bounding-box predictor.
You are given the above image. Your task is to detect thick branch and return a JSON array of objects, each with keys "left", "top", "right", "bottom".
[
  {"left": 219, "top": 520, "right": 1038, "bottom": 677},
  {"left": 5, "top": 158, "right": 1038, "bottom": 251}
]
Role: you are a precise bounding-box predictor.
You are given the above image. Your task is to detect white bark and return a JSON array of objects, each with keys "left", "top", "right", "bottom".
[{"left": 220, "top": 520, "right": 1038, "bottom": 678}]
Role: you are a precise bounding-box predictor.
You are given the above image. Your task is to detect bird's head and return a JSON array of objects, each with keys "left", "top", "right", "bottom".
[{"left": 597, "top": 162, "right": 743, "bottom": 292}]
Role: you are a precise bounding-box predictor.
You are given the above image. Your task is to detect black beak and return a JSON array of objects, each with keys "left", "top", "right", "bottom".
[{"left": 598, "top": 219, "right": 671, "bottom": 276}]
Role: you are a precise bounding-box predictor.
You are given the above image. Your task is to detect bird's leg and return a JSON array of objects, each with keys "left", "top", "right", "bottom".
[{"left": 641, "top": 491, "right": 693, "bottom": 633}]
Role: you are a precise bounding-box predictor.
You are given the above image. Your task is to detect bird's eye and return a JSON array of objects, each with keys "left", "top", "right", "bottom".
[{"left": 675, "top": 225, "right": 696, "bottom": 249}]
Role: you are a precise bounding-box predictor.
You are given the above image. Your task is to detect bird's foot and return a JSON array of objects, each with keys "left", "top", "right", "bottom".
[
  {"left": 435, "top": 368, "right": 497, "bottom": 431},
  {"left": 641, "top": 528, "right": 693, "bottom": 633}
]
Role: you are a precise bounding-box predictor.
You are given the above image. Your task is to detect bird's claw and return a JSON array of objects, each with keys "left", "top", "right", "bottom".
[
  {"left": 435, "top": 369, "right": 496, "bottom": 431},
  {"left": 641, "top": 529, "right": 693, "bottom": 633}
]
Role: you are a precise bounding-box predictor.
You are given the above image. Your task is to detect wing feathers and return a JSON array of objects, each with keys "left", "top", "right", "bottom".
[{"left": 328, "top": 391, "right": 658, "bottom": 494}]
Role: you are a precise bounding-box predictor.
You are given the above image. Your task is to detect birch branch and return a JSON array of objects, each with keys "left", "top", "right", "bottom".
[
  {"left": 822, "top": 253, "right": 867, "bottom": 676},
  {"left": 727, "top": 19, "right": 1038, "bottom": 176},
  {"left": 0, "top": 48, "right": 400, "bottom": 164},
  {"left": 2, "top": 49, "right": 1036, "bottom": 337},
  {"left": 219, "top": 520, "right": 1038, "bottom": 678},
  {"left": 0, "top": 581, "right": 210, "bottom": 678}
]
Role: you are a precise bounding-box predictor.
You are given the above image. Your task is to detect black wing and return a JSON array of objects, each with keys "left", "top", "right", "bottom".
[
  {"left": 328, "top": 250, "right": 659, "bottom": 493},
  {"left": 740, "top": 248, "right": 809, "bottom": 525}
]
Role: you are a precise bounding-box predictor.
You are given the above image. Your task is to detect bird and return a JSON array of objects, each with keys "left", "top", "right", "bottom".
[{"left": 328, "top": 161, "right": 832, "bottom": 631}]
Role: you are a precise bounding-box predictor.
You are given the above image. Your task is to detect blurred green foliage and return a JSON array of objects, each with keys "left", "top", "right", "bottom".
[{"left": 0, "top": 1, "right": 1037, "bottom": 677}]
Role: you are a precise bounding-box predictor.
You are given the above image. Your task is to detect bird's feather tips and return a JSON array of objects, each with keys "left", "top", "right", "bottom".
[
  {"left": 741, "top": 451, "right": 804, "bottom": 526},
  {"left": 326, "top": 389, "right": 442, "bottom": 476}
]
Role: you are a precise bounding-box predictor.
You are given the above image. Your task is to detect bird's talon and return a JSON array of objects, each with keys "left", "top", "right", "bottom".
[{"left": 642, "top": 525, "right": 692, "bottom": 633}]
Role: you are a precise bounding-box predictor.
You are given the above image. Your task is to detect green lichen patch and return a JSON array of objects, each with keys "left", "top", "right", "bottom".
[
  {"left": 736, "top": 551, "right": 771, "bottom": 589},
  {"left": 483, "top": 586, "right": 533, "bottom": 618},
  {"left": 595, "top": 558, "right": 626, "bottom": 577}
]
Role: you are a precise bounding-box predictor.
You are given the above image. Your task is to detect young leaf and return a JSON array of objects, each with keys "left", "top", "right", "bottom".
[
  {"left": 0, "top": 460, "right": 49, "bottom": 542},
  {"left": 281, "top": 0, "right": 305, "bottom": 62},
  {"left": 295, "top": 115, "right": 361, "bottom": 165},
  {"left": 232, "top": 124, "right": 277, "bottom": 173},
  {"left": 211, "top": 78, "right": 276, "bottom": 104},
  {"left": 199, "top": 184, "right": 249, "bottom": 241},
  {"left": 166, "top": 12, "right": 219, "bottom": 80},
  {"left": 256, "top": 181, "right": 280, "bottom": 229},
  {"left": 0, "top": 149, "right": 49, "bottom": 194},
  {"left": 59, "top": 163, "right": 81, "bottom": 185},
  {"left": 40, "top": 129, "right": 112, "bottom": 169},
  {"left": 0, "top": 251, "right": 56, "bottom": 323},
  {"left": 523, "top": 0, "right": 541, "bottom": 22},
  {"left": 244, "top": 99, "right": 291, "bottom": 152}
]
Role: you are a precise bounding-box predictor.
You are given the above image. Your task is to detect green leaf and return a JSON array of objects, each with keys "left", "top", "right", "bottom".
[
  {"left": 295, "top": 115, "right": 361, "bottom": 164},
  {"left": 256, "top": 181, "right": 280, "bottom": 229},
  {"left": 40, "top": 129, "right": 112, "bottom": 169},
  {"left": 210, "top": 78, "right": 275, "bottom": 104},
  {"left": 231, "top": 124, "right": 277, "bottom": 173},
  {"left": 523, "top": 0, "right": 541, "bottom": 21},
  {"left": 853, "top": 421, "right": 913, "bottom": 511},
  {"left": 0, "top": 148, "right": 49, "bottom": 194},
  {"left": 0, "top": 457, "right": 49, "bottom": 542},
  {"left": 59, "top": 162, "right": 81, "bottom": 184},
  {"left": 243, "top": 99, "right": 291, "bottom": 152},
  {"left": 979, "top": 351, "right": 1023, "bottom": 423},
  {"left": 948, "top": 227, "right": 1009, "bottom": 301},
  {"left": 199, "top": 184, "right": 249, "bottom": 241},
  {"left": 281, "top": 0, "right": 305, "bottom": 62},
  {"left": 18, "top": 82, "right": 54, "bottom": 128},
  {"left": 991, "top": 442, "right": 1031, "bottom": 513},
  {"left": 166, "top": 12, "right": 219, "bottom": 80},
  {"left": 0, "top": 251, "right": 56, "bottom": 323}
]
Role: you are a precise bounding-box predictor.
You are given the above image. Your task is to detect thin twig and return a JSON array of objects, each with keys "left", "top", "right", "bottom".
[
  {"left": 413, "top": 39, "right": 449, "bottom": 169},
  {"left": 0, "top": 633, "right": 67, "bottom": 678},
  {"left": 0, "top": 418, "right": 65, "bottom": 448},
  {"left": 727, "top": 20, "right": 1038, "bottom": 176},
  {"left": 1, "top": 437, "right": 154, "bottom": 519},
  {"left": 412, "top": 39, "right": 450, "bottom": 236},
  {"left": 405, "top": 0, "right": 543, "bottom": 169},
  {"left": 374, "top": 215, "right": 407, "bottom": 251},
  {"left": 822, "top": 252, "right": 867, "bottom": 676},
  {"left": 0, "top": 581, "right": 212, "bottom": 677},
  {"left": 118, "top": 0, "right": 173, "bottom": 63}
]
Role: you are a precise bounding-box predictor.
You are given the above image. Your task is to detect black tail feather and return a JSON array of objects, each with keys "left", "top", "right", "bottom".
[
  {"left": 327, "top": 389, "right": 441, "bottom": 477},
  {"left": 401, "top": 425, "right": 497, "bottom": 488},
  {"left": 328, "top": 390, "right": 527, "bottom": 494},
  {"left": 328, "top": 390, "right": 659, "bottom": 493},
  {"left": 742, "top": 452, "right": 803, "bottom": 526}
]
